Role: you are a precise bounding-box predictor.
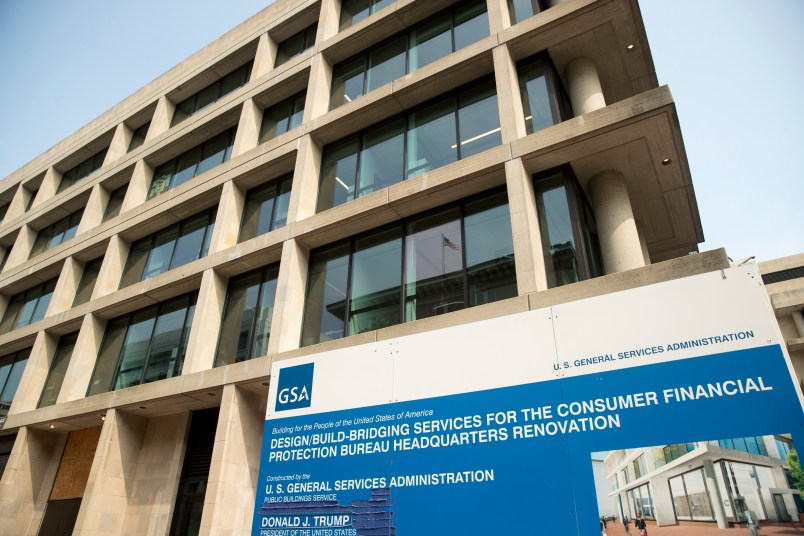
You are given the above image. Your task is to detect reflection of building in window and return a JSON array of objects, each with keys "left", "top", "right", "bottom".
[{"left": 0, "top": 349, "right": 30, "bottom": 417}]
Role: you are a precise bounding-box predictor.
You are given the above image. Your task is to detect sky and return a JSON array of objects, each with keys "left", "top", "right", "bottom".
[{"left": 0, "top": 0, "right": 801, "bottom": 263}]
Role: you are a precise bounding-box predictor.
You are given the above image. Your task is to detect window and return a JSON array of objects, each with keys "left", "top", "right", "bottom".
[
  {"left": 29, "top": 209, "right": 84, "bottom": 258},
  {"left": 331, "top": 0, "right": 489, "bottom": 109},
  {"left": 669, "top": 469, "right": 716, "bottom": 521},
  {"left": 38, "top": 333, "right": 78, "bottom": 408},
  {"left": 302, "top": 190, "right": 515, "bottom": 345},
  {"left": 0, "top": 202, "right": 8, "bottom": 224},
  {"left": 0, "top": 349, "right": 29, "bottom": 416},
  {"left": 148, "top": 128, "right": 236, "bottom": 199},
  {"left": 120, "top": 209, "right": 215, "bottom": 288},
  {"left": 25, "top": 188, "right": 38, "bottom": 211},
  {"left": 239, "top": 175, "right": 292, "bottom": 242},
  {"left": 716, "top": 436, "right": 768, "bottom": 456},
  {"left": 275, "top": 23, "right": 317, "bottom": 67},
  {"left": 215, "top": 265, "right": 279, "bottom": 366},
  {"left": 128, "top": 122, "right": 151, "bottom": 152},
  {"left": 258, "top": 91, "right": 305, "bottom": 143},
  {"left": 73, "top": 258, "right": 103, "bottom": 306},
  {"left": 507, "top": 0, "right": 547, "bottom": 25},
  {"left": 633, "top": 454, "right": 647, "bottom": 479},
  {"left": 533, "top": 167, "right": 603, "bottom": 288},
  {"left": 318, "top": 79, "right": 500, "bottom": 211},
  {"left": 663, "top": 442, "right": 699, "bottom": 464},
  {"left": 0, "top": 279, "right": 57, "bottom": 334},
  {"left": 171, "top": 63, "right": 253, "bottom": 126},
  {"left": 339, "top": 0, "right": 394, "bottom": 30},
  {"left": 628, "top": 483, "right": 655, "bottom": 519},
  {"left": 776, "top": 435, "right": 793, "bottom": 459},
  {"left": 57, "top": 149, "right": 108, "bottom": 193},
  {"left": 87, "top": 292, "right": 197, "bottom": 396},
  {"left": 0, "top": 248, "right": 8, "bottom": 273},
  {"left": 103, "top": 185, "right": 128, "bottom": 222},
  {"left": 518, "top": 54, "right": 572, "bottom": 134}
]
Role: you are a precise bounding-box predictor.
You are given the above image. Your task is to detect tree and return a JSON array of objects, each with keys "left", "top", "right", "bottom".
[{"left": 788, "top": 450, "right": 804, "bottom": 493}]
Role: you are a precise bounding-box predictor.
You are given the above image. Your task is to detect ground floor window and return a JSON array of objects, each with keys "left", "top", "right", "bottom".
[
  {"left": 627, "top": 483, "right": 655, "bottom": 519},
  {"left": 669, "top": 468, "right": 716, "bottom": 521}
]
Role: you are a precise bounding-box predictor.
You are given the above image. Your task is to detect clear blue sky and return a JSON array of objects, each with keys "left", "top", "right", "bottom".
[{"left": 0, "top": 0, "right": 801, "bottom": 262}]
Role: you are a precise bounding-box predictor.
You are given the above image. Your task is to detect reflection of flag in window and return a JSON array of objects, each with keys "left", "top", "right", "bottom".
[{"left": 442, "top": 235, "right": 459, "bottom": 250}]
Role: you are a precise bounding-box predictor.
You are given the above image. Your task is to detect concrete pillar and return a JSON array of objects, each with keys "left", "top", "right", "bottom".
[
  {"left": 0, "top": 294, "right": 8, "bottom": 324},
  {"left": 6, "top": 331, "right": 55, "bottom": 415},
  {"left": 232, "top": 99, "right": 263, "bottom": 157},
  {"left": 589, "top": 171, "right": 645, "bottom": 274},
  {"left": 268, "top": 238, "right": 310, "bottom": 354},
  {"left": 57, "top": 314, "right": 105, "bottom": 404},
  {"left": 73, "top": 409, "right": 147, "bottom": 536},
  {"left": 149, "top": 95, "right": 176, "bottom": 139},
  {"left": 92, "top": 235, "right": 129, "bottom": 300},
  {"left": 286, "top": 136, "right": 323, "bottom": 224},
  {"left": 565, "top": 57, "right": 606, "bottom": 116},
  {"left": 636, "top": 220, "right": 651, "bottom": 266},
  {"left": 5, "top": 224, "right": 37, "bottom": 268},
  {"left": 703, "top": 460, "right": 729, "bottom": 529},
  {"left": 4, "top": 185, "right": 29, "bottom": 223},
  {"left": 76, "top": 183, "right": 107, "bottom": 236},
  {"left": 118, "top": 413, "right": 189, "bottom": 535},
  {"left": 105, "top": 123, "right": 132, "bottom": 166},
  {"left": 32, "top": 167, "right": 59, "bottom": 208},
  {"left": 252, "top": 33, "right": 278, "bottom": 80},
  {"left": 486, "top": 0, "right": 509, "bottom": 33},
  {"left": 304, "top": 54, "right": 334, "bottom": 122},
  {"left": 317, "top": 0, "right": 342, "bottom": 43},
  {"left": 792, "top": 310, "right": 804, "bottom": 339},
  {"left": 0, "top": 428, "right": 65, "bottom": 535},
  {"left": 120, "top": 159, "right": 153, "bottom": 213},
  {"left": 183, "top": 269, "right": 228, "bottom": 374},
  {"left": 199, "top": 385, "right": 265, "bottom": 535},
  {"left": 208, "top": 181, "right": 246, "bottom": 254},
  {"left": 505, "top": 158, "right": 548, "bottom": 294},
  {"left": 493, "top": 44, "right": 527, "bottom": 144},
  {"left": 46, "top": 257, "right": 83, "bottom": 317}
]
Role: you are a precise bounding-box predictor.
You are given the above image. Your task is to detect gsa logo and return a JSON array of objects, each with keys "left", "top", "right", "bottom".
[{"left": 275, "top": 363, "right": 314, "bottom": 411}]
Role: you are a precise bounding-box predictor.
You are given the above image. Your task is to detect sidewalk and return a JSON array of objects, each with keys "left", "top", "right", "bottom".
[{"left": 602, "top": 521, "right": 802, "bottom": 535}]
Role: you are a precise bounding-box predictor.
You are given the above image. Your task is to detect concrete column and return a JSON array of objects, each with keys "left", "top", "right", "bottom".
[
  {"left": 232, "top": 99, "right": 263, "bottom": 157},
  {"left": 565, "top": 57, "right": 606, "bottom": 116},
  {"left": 792, "top": 310, "right": 804, "bottom": 339},
  {"left": 6, "top": 331, "right": 55, "bottom": 415},
  {"left": 120, "top": 159, "right": 153, "bottom": 213},
  {"left": 493, "top": 44, "right": 527, "bottom": 144},
  {"left": 5, "top": 224, "right": 37, "bottom": 268},
  {"left": 183, "top": 269, "right": 228, "bottom": 374},
  {"left": 703, "top": 459, "right": 729, "bottom": 529},
  {"left": 208, "top": 180, "right": 246, "bottom": 254},
  {"left": 118, "top": 413, "right": 189, "bottom": 535},
  {"left": 268, "top": 238, "right": 310, "bottom": 354},
  {"left": 0, "top": 246, "right": 7, "bottom": 274},
  {"left": 304, "top": 54, "right": 334, "bottom": 122},
  {"left": 92, "top": 235, "right": 129, "bottom": 299},
  {"left": 0, "top": 294, "right": 8, "bottom": 323},
  {"left": 4, "top": 185, "right": 29, "bottom": 223},
  {"left": 57, "top": 314, "right": 105, "bottom": 404},
  {"left": 636, "top": 220, "right": 651, "bottom": 266},
  {"left": 286, "top": 136, "right": 323, "bottom": 224},
  {"left": 46, "top": 257, "right": 83, "bottom": 317},
  {"left": 317, "top": 0, "right": 342, "bottom": 43},
  {"left": 32, "top": 167, "right": 59, "bottom": 208},
  {"left": 199, "top": 385, "right": 265, "bottom": 535},
  {"left": 76, "top": 183, "right": 107, "bottom": 236},
  {"left": 149, "top": 95, "right": 176, "bottom": 139},
  {"left": 486, "top": 0, "right": 510, "bottom": 33},
  {"left": 105, "top": 123, "right": 132, "bottom": 166},
  {"left": 589, "top": 171, "right": 645, "bottom": 274},
  {"left": 252, "top": 32, "right": 278, "bottom": 79},
  {"left": 505, "top": 158, "right": 548, "bottom": 294},
  {"left": 0, "top": 428, "right": 65, "bottom": 535},
  {"left": 73, "top": 409, "right": 147, "bottom": 536}
]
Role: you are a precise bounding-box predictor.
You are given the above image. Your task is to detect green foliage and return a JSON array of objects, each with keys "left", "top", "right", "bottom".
[{"left": 788, "top": 450, "right": 804, "bottom": 493}]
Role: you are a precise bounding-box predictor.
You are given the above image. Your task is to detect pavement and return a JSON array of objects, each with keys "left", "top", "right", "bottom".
[{"left": 600, "top": 520, "right": 802, "bottom": 535}]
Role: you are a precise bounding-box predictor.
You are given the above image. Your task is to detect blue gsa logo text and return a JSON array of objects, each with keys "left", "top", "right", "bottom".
[{"left": 275, "top": 363, "right": 314, "bottom": 411}]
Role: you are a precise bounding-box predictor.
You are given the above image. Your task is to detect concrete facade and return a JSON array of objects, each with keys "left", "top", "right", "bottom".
[{"left": 0, "top": 0, "right": 778, "bottom": 533}]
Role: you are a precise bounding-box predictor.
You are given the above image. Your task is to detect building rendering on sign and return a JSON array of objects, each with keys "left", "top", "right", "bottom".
[{"left": 0, "top": 0, "right": 800, "bottom": 534}]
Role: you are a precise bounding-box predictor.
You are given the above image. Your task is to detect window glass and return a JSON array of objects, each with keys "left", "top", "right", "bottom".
[
  {"left": 276, "top": 23, "right": 317, "bottom": 67},
  {"left": 535, "top": 176, "right": 579, "bottom": 287},
  {"left": 216, "top": 271, "right": 262, "bottom": 366},
  {"left": 30, "top": 209, "right": 83, "bottom": 258},
  {"left": 142, "top": 297, "right": 190, "bottom": 384},
  {"left": 457, "top": 81, "right": 501, "bottom": 159},
  {"left": 39, "top": 333, "right": 77, "bottom": 408},
  {"left": 114, "top": 309, "right": 157, "bottom": 391},
  {"left": 409, "top": 14, "right": 452, "bottom": 71},
  {"left": 301, "top": 244, "right": 350, "bottom": 346},
  {"left": 120, "top": 238, "right": 152, "bottom": 288},
  {"left": 340, "top": 0, "right": 371, "bottom": 30},
  {"left": 103, "top": 185, "right": 128, "bottom": 222},
  {"left": 405, "top": 208, "right": 464, "bottom": 321},
  {"left": 149, "top": 162, "right": 176, "bottom": 199},
  {"left": 25, "top": 188, "right": 38, "bottom": 211},
  {"left": 508, "top": 0, "right": 543, "bottom": 25},
  {"left": 172, "top": 146, "right": 202, "bottom": 190},
  {"left": 0, "top": 295, "right": 23, "bottom": 333},
  {"left": 464, "top": 194, "right": 516, "bottom": 306},
  {"left": 260, "top": 99, "right": 293, "bottom": 142},
  {"left": 87, "top": 318, "right": 128, "bottom": 396},
  {"left": 128, "top": 122, "right": 150, "bottom": 152},
  {"left": 57, "top": 148, "right": 108, "bottom": 193},
  {"left": 407, "top": 98, "right": 457, "bottom": 178},
  {"left": 358, "top": 119, "right": 405, "bottom": 197},
  {"left": 454, "top": 0, "right": 490, "bottom": 50},
  {"left": 143, "top": 227, "right": 180, "bottom": 281},
  {"left": 196, "top": 131, "right": 232, "bottom": 176},
  {"left": 349, "top": 228, "right": 402, "bottom": 335},
  {"left": 220, "top": 65, "right": 248, "bottom": 97},
  {"left": 331, "top": 56, "right": 367, "bottom": 109},
  {"left": 366, "top": 36, "right": 406, "bottom": 93},
  {"left": 73, "top": 258, "right": 103, "bottom": 306},
  {"left": 520, "top": 61, "right": 554, "bottom": 134},
  {"left": 318, "top": 139, "right": 360, "bottom": 211},
  {"left": 289, "top": 91, "right": 306, "bottom": 131},
  {"left": 252, "top": 268, "right": 279, "bottom": 359},
  {"left": 171, "top": 213, "right": 212, "bottom": 269},
  {"left": 240, "top": 176, "right": 292, "bottom": 242},
  {"left": 0, "top": 350, "right": 29, "bottom": 416},
  {"left": 684, "top": 469, "right": 714, "bottom": 520}
]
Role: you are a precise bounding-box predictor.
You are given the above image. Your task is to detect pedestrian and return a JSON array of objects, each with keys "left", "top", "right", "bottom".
[
  {"left": 634, "top": 512, "right": 647, "bottom": 536},
  {"left": 743, "top": 503, "right": 760, "bottom": 536},
  {"left": 601, "top": 516, "right": 607, "bottom": 529},
  {"left": 623, "top": 514, "right": 630, "bottom": 533}
]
